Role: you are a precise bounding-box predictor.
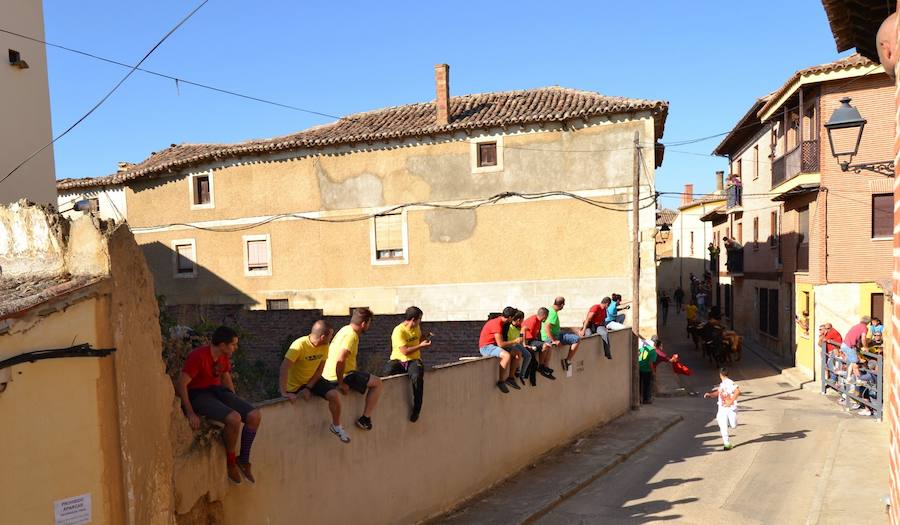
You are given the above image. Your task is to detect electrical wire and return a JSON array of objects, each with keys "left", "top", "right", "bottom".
[
  {"left": 133, "top": 190, "right": 659, "bottom": 234},
  {"left": 0, "top": 0, "right": 209, "bottom": 187}
]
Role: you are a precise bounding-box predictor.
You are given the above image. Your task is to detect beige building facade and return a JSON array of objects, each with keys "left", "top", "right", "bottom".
[
  {"left": 76, "top": 80, "right": 668, "bottom": 333},
  {"left": 0, "top": 0, "right": 55, "bottom": 205}
]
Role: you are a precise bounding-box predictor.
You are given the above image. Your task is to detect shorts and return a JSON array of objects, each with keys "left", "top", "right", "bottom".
[
  {"left": 342, "top": 370, "right": 372, "bottom": 394},
  {"left": 300, "top": 377, "right": 338, "bottom": 399},
  {"left": 545, "top": 332, "right": 580, "bottom": 345},
  {"left": 526, "top": 339, "right": 547, "bottom": 350},
  {"left": 188, "top": 385, "right": 255, "bottom": 423},
  {"left": 480, "top": 344, "right": 505, "bottom": 358},
  {"left": 841, "top": 343, "right": 859, "bottom": 364}
]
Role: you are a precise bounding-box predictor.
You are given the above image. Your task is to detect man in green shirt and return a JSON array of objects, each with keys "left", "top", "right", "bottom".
[
  {"left": 542, "top": 296, "right": 581, "bottom": 371},
  {"left": 638, "top": 336, "right": 659, "bottom": 404}
]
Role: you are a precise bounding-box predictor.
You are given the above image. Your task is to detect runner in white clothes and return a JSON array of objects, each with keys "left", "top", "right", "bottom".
[{"left": 703, "top": 367, "right": 741, "bottom": 451}]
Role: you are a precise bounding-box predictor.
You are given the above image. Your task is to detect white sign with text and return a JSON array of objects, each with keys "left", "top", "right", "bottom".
[{"left": 54, "top": 493, "right": 92, "bottom": 525}]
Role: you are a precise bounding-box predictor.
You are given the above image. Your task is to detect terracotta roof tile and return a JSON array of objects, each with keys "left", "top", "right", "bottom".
[
  {"left": 656, "top": 208, "right": 677, "bottom": 226},
  {"left": 758, "top": 53, "right": 879, "bottom": 118},
  {"left": 57, "top": 86, "right": 668, "bottom": 190}
]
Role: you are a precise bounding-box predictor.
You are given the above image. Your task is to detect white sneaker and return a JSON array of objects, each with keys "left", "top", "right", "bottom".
[
  {"left": 329, "top": 424, "right": 351, "bottom": 443},
  {"left": 858, "top": 408, "right": 873, "bottom": 416}
]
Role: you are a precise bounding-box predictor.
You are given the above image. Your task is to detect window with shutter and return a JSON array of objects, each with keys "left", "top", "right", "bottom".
[
  {"left": 175, "top": 244, "right": 194, "bottom": 274},
  {"left": 477, "top": 142, "right": 497, "bottom": 167},
  {"left": 767, "top": 289, "right": 778, "bottom": 337},
  {"left": 752, "top": 217, "right": 759, "bottom": 250},
  {"left": 769, "top": 211, "right": 778, "bottom": 247},
  {"left": 375, "top": 214, "right": 403, "bottom": 260},
  {"left": 247, "top": 239, "right": 269, "bottom": 271},
  {"left": 267, "top": 299, "right": 289, "bottom": 310},
  {"left": 872, "top": 194, "right": 892, "bottom": 238},
  {"left": 194, "top": 176, "right": 210, "bottom": 205}
]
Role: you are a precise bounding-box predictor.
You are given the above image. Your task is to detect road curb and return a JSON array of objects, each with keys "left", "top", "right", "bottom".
[{"left": 522, "top": 413, "right": 683, "bottom": 524}]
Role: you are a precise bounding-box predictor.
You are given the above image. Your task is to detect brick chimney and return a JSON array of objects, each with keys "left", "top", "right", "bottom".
[
  {"left": 715, "top": 171, "right": 724, "bottom": 192},
  {"left": 682, "top": 184, "right": 694, "bottom": 206},
  {"left": 435, "top": 64, "right": 450, "bottom": 126}
]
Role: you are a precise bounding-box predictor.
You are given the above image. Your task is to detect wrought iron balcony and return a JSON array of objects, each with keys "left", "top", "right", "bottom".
[
  {"left": 725, "top": 247, "right": 744, "bottom": 275},
  {"left": 726, "top": 184, "right": 742, "bottom": 209},
  {"left": 772, "top": 140, "right": 819, "bottom": 188}
]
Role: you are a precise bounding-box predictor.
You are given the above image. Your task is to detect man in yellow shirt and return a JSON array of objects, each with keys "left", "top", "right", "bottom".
[
  {"left": 278, "top": 320, "right": 351, "bottom": 443},
  {"left": 383, "top": 306, "right": 431, "bottom": 422},
  {"left": 322, "top": 307, "right": 383, "bottom": 431}
]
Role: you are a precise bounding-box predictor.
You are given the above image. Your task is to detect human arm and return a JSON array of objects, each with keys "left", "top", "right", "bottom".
[
  {"left": 702, "top": 386, "right": 720, "bottom": 399},
  {"left": 221, "top": 372, "right": 236, "bottom": 393},
  {"left": 279, "top": 358, "right": 297, "bottom": 401},
  {"left": 176, "top": 372, "right": 201, "bottom": 430},
  {"left": 494, "top": 332, "right": 520, "bottom": 349},
  {"left": 542, "top": 320, "right": 559, "bottom": 345},
  {"left": 300, "top": 361, "right": 326, "bottom": 401},
  {"left": 334, "top": 349, "right": 350, "bottom": 394},
  {"left": 399, "top": 339, "right": 432, "bottom": 356}
]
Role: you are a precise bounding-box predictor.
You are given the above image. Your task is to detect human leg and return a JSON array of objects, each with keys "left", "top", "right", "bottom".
[
  {"left": 407, "top": 359, "right": 425, "bottom": 421},
  {"left": 639, "top": 371, "right": 653, "bottom": 404},
  {"left": 562, "top": 333, "right": 580, "bottom": 362},
  {"left": 324, "top": 389, "right": 342, "bottom": 426},
  {"left": 716, "top": 407, "right": 731, "bottom": 446}
]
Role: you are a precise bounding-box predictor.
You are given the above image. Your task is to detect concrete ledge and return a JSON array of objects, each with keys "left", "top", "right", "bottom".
[{"left": 433, "top": 408, "right": 683, "bottom": 525}]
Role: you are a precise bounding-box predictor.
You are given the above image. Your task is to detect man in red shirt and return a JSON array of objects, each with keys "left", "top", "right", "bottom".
[
  {"left": 580, "top": 297, "right": 613, "bottom": 359},
  {"left": 818, "top": 323, "right": 843, "bottom": 381},
  {"left": 842, "top": 316, "right": 870, "bottom": 381},
  {"left": 177, "top": 326, "right": 261, "bottom": 485},
  {"left": 522, "top": 307, "right": 555, "bottom": 380},
  {"left": 479, "top": 308, "right": 523, "bottom": 393}
]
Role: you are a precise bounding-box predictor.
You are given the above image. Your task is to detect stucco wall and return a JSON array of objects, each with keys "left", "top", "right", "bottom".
[
  {"left": 59, "top": 187, "right": 129, "bottom": 222},
  {"left": 0, "top": 297, "right": 126, "bottom": 525},
  {"left": 126, "top": 116, "right": 658, "bottom": 332},
  {"left": 0, "top": 0, "right": 55, "bottom": 205},
  {"left": 174, "top": 331, "right": 633, "bottom": 525}
]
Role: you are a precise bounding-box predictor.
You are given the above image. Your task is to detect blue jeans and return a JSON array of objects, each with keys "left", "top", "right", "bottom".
[
  {"left": 479, "top": 344, "right": 504, "bottom": 358},
  {"left": 545, "top": 332, "right": 579, "bottom": 345},
  {"left": 511, "top": 344, "right": 531, "bottom": 377},
  {"left": 841, "top": 343, "right": 859, "bottom": 364}
]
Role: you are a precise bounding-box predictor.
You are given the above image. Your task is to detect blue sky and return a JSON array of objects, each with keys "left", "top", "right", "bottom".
[{"left": 40, "top": 0, "right": 846, "bottom": 208}]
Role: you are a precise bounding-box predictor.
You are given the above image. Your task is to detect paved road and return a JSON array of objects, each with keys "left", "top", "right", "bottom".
[{"left": 534, "top": 314, "right": 888, "bottom": 525}]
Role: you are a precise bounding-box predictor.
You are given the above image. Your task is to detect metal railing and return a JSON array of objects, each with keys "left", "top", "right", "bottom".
[
  {"left": 771, "top": 140, "right": 820, "bottom": 188},
  {"left": 821, "top": 348, "right": 883, "bottom": 420},
  {"left": 725, "top": 247, "right": 744, "bottom": 274},
  {"left": 726, "top": 184, "right": 741, "bottom": 208}
]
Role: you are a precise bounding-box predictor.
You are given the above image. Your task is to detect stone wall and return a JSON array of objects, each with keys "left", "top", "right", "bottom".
[{"left": 165, "top": 304, "right": 485, "bottom": 401}]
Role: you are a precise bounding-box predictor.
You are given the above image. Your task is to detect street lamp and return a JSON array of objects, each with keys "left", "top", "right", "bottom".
[{"left": 824, "top": 97, "right": 894, "bottom": 175}]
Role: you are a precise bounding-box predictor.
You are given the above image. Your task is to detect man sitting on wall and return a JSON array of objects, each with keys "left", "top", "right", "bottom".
[
  {"left": 818, "top": 323, "right": 843, "bottom": 380},
  {"left": 177, "top": 326, "right": 262, "bottom": 485},
  {"left": 522, "top": 307, "right": 555, "bottom": 380},
  {"left": 605, "top": 293, "right": 630, "bottom": 330},
  {"left": 383, "top": 306, "right": 431, "bottom": 422},
  {"left": 544, "top": 296, "right": 581, "bottom": 372},
  {"left": 479, "top": 308, "right": 523, "bottom": 393},
  {"left": 279, "top": 320, "right": 353, "bottom": 443},
  {"left": 322, "top": 307, "right": 384, "bottom": 431},
  {"left": 581, "top": 297, "right": 613, "bottom": 359}
]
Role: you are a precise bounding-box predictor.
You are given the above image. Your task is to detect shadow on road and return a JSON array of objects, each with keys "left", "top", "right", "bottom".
[{"left": 734, "top": 430, "right": 810, "bottom": 448}]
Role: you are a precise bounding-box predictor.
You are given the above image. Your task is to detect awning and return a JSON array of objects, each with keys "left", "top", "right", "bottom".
[{"left": 771, "top": 183, "right": 820, "bottom": 201}]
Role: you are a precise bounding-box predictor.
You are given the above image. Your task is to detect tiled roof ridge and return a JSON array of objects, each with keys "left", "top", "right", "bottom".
[{"left": 56, "top": 85, "right": 668, "bottom": 190}]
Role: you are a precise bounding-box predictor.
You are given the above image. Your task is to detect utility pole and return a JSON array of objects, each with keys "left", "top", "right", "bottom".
[{"left": 631, "top": 131, "right": 641, "bottom": 411}]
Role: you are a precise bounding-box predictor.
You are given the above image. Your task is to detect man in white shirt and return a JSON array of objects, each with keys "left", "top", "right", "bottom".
[{"left": 704, "top": 367, "right": 741, "bottom": 450}]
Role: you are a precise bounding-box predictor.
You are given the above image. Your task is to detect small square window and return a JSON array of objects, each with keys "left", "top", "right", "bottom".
[
  {"left": 477, "top": 142, "right": 497, "bottom": 167},
  {"left": 247, "top": 239, "right": 269, "bottom": 272},
  {"left": 374, "top": 214, "right": 403, "bottom": 260},
  {"left": 267, "top": 299, "right": 289, "bottom": 310},
  {"left": 194, "top": 175, "right": 210, "bottom": 205},
  {"left": 172, "top": 239, "right": 197, "bottom": 278}
]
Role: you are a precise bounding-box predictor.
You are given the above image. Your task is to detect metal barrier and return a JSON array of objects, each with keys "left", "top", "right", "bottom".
[{"left": 821, "top": 347, "right": 883, "bottom": 421}]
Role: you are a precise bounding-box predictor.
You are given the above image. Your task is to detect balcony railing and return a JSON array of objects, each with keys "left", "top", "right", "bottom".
[
  {"left": 772, "top": 140, "right": 819, "bottom": 188},
  {"left": 725, "top": 247, "right": 744, "bottom": 274},
  {"left": 726, "top": 184, "right": 741, "bottom": 209}
]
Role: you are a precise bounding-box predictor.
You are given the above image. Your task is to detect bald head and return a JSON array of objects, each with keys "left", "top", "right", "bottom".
[
  {"left": 553, "top": 296, "right": 566, "bottom": 311},
  {"left": 309, "top": 320, "right": 332, "bottom": 346},
  {"left": 877, "top": 13, "right": 898, "bottom": 79},
  {"left": 311, "top": 320, "right": 329, "bottom": 336}
]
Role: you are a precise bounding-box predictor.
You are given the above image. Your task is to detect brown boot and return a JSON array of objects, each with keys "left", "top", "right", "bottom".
[
  {"left": 238, "top": 462, "right": 255, "bottom": 484},
  {"left": 227, "top": 462, "right": 242, "bottom": 484}
]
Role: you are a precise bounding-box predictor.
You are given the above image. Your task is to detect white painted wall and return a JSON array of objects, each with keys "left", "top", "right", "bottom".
[{"left": 58, "top": 188, "right": 128, "bottom": 222}]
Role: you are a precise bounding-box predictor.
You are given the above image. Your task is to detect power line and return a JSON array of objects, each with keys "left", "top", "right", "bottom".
[
  {"left": 0, "top": 0, "right": 209, "bottom": 187},
  {"left": 134, "top": 190, "right": 659, "bottom": 233},
  {"left": 0, "top": 27, "right": 346, "bottom": 122}
]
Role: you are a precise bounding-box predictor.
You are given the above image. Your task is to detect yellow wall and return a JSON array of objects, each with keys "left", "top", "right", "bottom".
[
  {"left": 795, "top": 283, "right": 815, "bottom": 374},
  {"left": 174, "top": 332, "right": 633, "bottom": 524},
  {"left": 0, "top": 297, "right": 125, "bottom": 525}
]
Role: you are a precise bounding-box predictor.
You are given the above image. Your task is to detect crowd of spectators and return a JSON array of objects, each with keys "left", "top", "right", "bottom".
[{"left": 818, "top": 315, "right": 884, "bottom": 417}]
